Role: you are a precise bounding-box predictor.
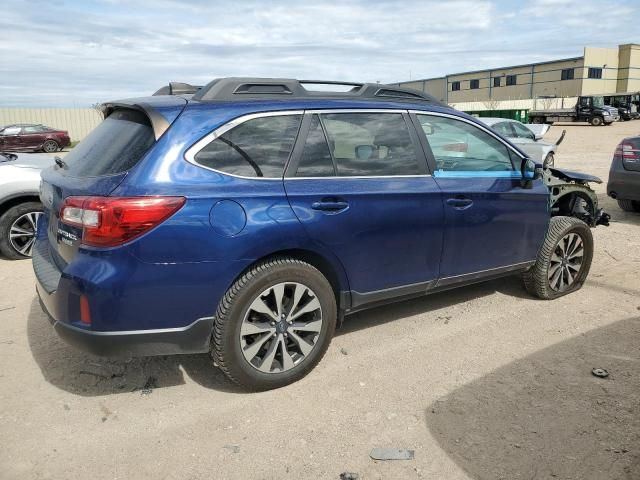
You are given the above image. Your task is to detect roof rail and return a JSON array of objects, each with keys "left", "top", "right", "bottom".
[
  {"left": 152, "top": 82, "right": 201, "bottom": 96},
  {"left": 190, "top": 77, "right": 443, "bottom": 105}
]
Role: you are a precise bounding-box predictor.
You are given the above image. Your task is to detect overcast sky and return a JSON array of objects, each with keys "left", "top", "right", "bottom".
[{"left": 2, "top": 0, "right": 639, "bottom": 107}]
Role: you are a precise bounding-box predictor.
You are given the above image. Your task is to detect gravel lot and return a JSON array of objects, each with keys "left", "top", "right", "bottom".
[{"left": 1, "top": 121, "right": 639, "bottom": 480}]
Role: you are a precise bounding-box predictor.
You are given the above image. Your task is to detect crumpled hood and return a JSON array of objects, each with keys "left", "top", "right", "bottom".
[
  {"left": 548, "top": 167, "right": 602, "bottom": 184},
  {"left": 1, "top": 152, "right": 55, "bottom": 170}
]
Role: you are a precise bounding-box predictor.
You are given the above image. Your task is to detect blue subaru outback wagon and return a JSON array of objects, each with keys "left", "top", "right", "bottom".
[{"left": 34, "top": 78, "right": 608, "bottom": 390}]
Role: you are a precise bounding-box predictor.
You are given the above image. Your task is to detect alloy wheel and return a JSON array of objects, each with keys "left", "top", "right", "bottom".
[
  {"left": 9, "top": 211, "right": 42, "bottom": 257},
  {"left": 43, "top": 140, "right": 58, "bottom": 152},
  {"left": 240, "top": 282, "right": 323, "bottom": 374},
  {"left": 548, "top": 232, "right": 584, "bottom": 292}
]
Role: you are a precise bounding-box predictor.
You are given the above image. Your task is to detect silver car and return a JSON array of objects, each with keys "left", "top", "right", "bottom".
[
  {"left": 478, "top": 117, "right": 565, "bottom": 168},
  {"left": 0, "top": 152, "right": 54, "bottom": 259}
]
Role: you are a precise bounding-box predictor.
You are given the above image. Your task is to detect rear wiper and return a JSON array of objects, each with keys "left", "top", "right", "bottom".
[
  {"left": 0, "top": 151, "right": 17, "bottom": 162},
  {"left": 54, "top": 156, "right": 67, "bottom": 169}
]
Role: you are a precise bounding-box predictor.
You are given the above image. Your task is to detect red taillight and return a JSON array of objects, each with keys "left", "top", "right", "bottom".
[
  {"left": 60, "top": 196, "right": 185, "bottom": 247},
  {"left": 79, "top": 295, "right": 91, "bottom": 325},
  {"left": 615, "top": 142, "right": 638, "bottom": 159}
]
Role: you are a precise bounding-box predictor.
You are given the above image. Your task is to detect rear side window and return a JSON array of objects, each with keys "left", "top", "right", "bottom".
[
  {"left": 319, "top": 113, "right": 423, "bottom": 176},
  {"left": 63, "top": 109, "right": 155, "bottom": 177},
  {"left": 194, "top": 115, "right": 302, "bottom": 178}
]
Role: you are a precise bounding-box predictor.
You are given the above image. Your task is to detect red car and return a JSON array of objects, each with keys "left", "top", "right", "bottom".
[{"left": 0, "top": 124, "right": 70, "bottom": 153}]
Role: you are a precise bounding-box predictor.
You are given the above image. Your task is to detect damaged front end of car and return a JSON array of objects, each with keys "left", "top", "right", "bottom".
[{"left": 542, "top": 166, "right": 610, "bottom": 227}]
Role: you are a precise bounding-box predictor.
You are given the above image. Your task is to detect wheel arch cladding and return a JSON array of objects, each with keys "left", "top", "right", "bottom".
[{"left": 233, "top": 249, "right": 349, "bottom": 306}]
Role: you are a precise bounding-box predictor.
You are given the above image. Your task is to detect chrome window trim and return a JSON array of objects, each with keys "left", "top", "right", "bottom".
[
  {"left": 409, "top": 109, "right": 527, "bottom": 161},
  {"left": 184, "top": 108, "right": 470, "bottom": 181},
  {"left": 184, "top": 110, "right": 304, "bottom": 180}
]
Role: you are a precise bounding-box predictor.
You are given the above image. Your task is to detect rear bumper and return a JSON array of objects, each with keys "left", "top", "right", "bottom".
[
  {"left": 37, "top": 284, "right": 213, "bottom": 357},
  {"left": 608, "top": 165, "right": 640, "bottom": 201}
]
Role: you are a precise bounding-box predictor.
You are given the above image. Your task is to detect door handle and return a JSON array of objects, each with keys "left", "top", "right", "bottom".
[
  {"left": 311, "top": 200, "right": 349, "bottom": 211},
  {"left": 446, "top": 197, "right": 474, "bottom": 209}
]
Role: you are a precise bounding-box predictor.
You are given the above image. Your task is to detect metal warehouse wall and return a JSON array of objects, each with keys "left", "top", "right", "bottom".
[{"left": 0, "top": 108, "right": 102, "bottom": 141}]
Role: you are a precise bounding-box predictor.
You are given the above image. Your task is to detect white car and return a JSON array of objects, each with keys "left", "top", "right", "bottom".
[
  {"left": 478, "top": 117, "right": 565, "bottom": 167},
  {"left": 0, "top": 152, "right": 54, "bottom": 259}
]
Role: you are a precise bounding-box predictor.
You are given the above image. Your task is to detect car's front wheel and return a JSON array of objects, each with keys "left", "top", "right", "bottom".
[
  {"left": 543, "top": 152, "right": 555, "bottom": 168},
  {"left": 617, "top": 199, "right": 640, "bottom": 212},
  {"left": 0, "top": 202, "right": 43, "bottom": 259},
  {"left": 212, "top": 258, "right": 337, "bottom": 390},
  {"left": 523, "top": 216, "right": 593, "bottom": 299}
]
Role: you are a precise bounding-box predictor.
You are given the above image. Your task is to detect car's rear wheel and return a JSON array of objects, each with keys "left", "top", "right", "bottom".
[
  {"left": 0, "top": 202, "right": 43, "bottom": 259},
  {"left": 212, "top": 257, "right": 337, "bottom": 390},
  {"left": 617, "top": 199, "right": 640, "bottom": 212},
  {"left": 522, "top": 216, "right": 593, "bottom": 300},
  {"left": 42, "top": 140, "right": 59, "bottom": 153}
]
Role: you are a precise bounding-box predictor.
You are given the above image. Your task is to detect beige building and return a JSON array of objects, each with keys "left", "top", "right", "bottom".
[{"left": 397, "top": 44, "right": 640, "bottom": 104}]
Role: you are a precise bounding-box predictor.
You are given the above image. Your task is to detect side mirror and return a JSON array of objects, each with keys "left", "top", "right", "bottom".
[{"left": 520, "top": 158, "right": 541, "bottom": 188}]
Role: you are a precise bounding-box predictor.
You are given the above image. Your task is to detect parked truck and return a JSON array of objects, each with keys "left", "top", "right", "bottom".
[
  {"left": 529, "top": 96, "right": 620, "bottom": 126},
  {"left": 603, "top": 92, "right": 640, "bottom": 121}
]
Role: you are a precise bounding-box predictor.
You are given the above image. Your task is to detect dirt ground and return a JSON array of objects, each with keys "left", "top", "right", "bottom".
[{"left": 1, "top": 121, "right": 639, "bottom": 480}]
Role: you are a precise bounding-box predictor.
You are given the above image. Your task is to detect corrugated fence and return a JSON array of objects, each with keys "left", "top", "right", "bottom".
[{"left": 0, "top": 108, "right": 102, "bottom": 142}]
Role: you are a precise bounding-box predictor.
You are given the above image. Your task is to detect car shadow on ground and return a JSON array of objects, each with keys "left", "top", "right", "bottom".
[
  {"left": 426, "top": 316, "right": 640, "bottom": 480},
  {"left": 27, "top": 275, "right": 532, "bottom": 397}
]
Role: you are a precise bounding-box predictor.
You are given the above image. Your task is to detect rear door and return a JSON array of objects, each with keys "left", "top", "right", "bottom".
[
  {"left": 284, "top": 110, "right": 444, "bottom": 305},
  {"left": 412, "top": 112, "right": 549, "bottom": 282},
  {"left": 39, "top": 109, "right": 157, "bottom": 267},
  {"left": 20, "top": 125, "right": 48, "bottom": 150}
]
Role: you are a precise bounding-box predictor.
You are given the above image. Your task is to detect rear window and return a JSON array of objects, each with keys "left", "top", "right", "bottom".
[{"left": 62, "top": 109, "right": 155, "bottom": 177}]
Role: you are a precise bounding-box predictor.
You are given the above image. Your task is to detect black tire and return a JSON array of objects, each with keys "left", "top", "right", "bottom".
[
  {"left": 522, "top": 216, "right": 593, "bottom": 300},
  {"left": 42, "top": 140, "right": 59, "bottom": 153},
  {"left": 617, "top": 199, "right": 640, "bottom": 212},
  {"left": 0, "top": 202, "right": 43, "bottom": 259},
  {"left": 590, "top": 116, "right": 603, "bottom": 126},
  {"left": 212, "top": 257, "right": 337, "bottom": 390},
  {"left": 543, "top": 152, "right": 555, "bottom": 168}
]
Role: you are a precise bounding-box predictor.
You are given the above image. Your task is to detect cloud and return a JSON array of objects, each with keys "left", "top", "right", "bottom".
[{"left": 0, "top": 0, "right": 638, "bottom": 106}]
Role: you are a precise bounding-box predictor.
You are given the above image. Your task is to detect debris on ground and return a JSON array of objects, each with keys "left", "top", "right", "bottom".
[
  {"left": 223, "top": 445, "right": 240, "bottom": 454},
  {"left": 339, "top": 472, "right": 359, "bottom": 480},
  {"left": 591, "top": 368, "right": 609, "bottom": 378},
  {"left": 340, "top": 348, "right": 348, "bottom": 355},
  {"left": 140, "top": 376, "right": 158, "bottom": 395},
  {"left": 0, "top": 305, "right": 15, "bottom": 312},
  {"left": 369, "top": 448, "right": 415, "bottom": 461}
]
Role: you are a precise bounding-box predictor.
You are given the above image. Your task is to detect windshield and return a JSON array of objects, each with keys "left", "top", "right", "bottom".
[
  {"left": 62, "top": 109, "right": 155, "bottom": 177},
  {"left": 592, "top": 96, "right": 604, "bottom": 108}
]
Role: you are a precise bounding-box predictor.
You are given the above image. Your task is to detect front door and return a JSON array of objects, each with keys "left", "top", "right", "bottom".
[
  {"left": 413, "top": 112, "right": 549, "bottom": 282},
  {"left": 284, "top": 111, "right": 444, "bottom": 303},
  {"left": 0, "top": 126, "right": 22, "bottom": 151}
]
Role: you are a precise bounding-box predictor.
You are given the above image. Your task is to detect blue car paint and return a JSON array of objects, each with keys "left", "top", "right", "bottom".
[{"left": 35, "top": 94, "right": 552, "bottom": 353}]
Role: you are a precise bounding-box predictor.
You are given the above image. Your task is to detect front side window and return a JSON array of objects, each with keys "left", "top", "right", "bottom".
[
  {"left": 317, "top": 113, "right": 422, "bottom": 177},
  {"left": 296, "top": 115, "right": 335, "bottom": 177},
  {"left": 194, "top": 115, "right": 301, "bottom": 178},
  {"left": 418, "top": 114, "right": 515, "bottom": 173},
  {"left": 0, "top": 127, "right": 21, "bottom": 135}
]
